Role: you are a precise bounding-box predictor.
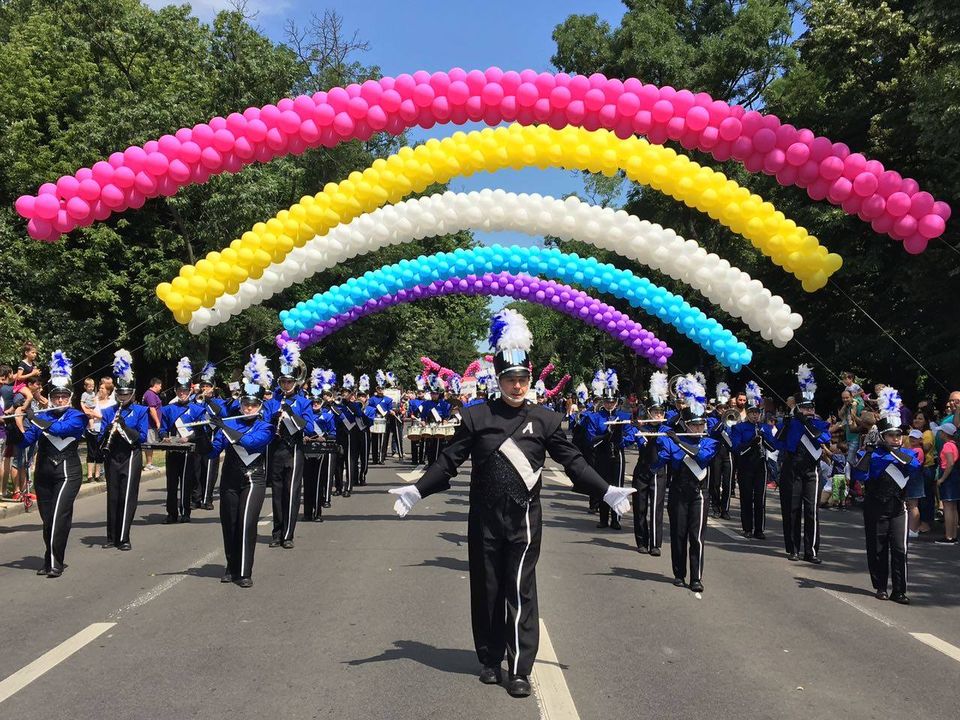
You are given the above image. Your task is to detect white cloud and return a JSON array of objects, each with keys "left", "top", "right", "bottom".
[{"left": 142, "top": 0, "right": 290, "bottom": 21}]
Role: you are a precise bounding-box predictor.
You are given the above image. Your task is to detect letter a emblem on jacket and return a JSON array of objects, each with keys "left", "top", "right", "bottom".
[{"left": 522, "top": 421, "right": 533, "bottom": 435}]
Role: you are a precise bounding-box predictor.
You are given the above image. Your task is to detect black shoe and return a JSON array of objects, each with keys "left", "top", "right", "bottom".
[
  {"left": 269, "top": 539, "right": 282, "bottom": 548},
  {"left": 890, "top": 593, "right": 910, "bottom": 605},
  {"left": 596, "top": 522, "right": 608, "bottom": 529},
  {"left": 47, "top": 567, "right": 63, "bottom": 579},
  {"left": 787, "top": 552, "right": 800, "bottom": 561},
  {"left": 221, "top": 571, "right": 233, "bottom": 583},
  {"left": 235, "top": 577, "right": 253, "bottom": 588},
  {"left": 741, "top": 530, "right": 753, "bottom": 539},
  {"left": 505, "top": 674, "right": 531, "bottom": 698},
  {"left": 119, "top": 542, "right": 131, "bottom": 551},
  {"left": 203, "top": 502, "right": 214, "bottom": 511},
  {"left": 875, "top": 589, "right": 888, "bottom": 600},
  {"left": 102, "top": 541, "right": 115, "bottom": 549},
  {"left": 720, "top": 511, "right": 731, "bottom": 520},
  {"left": 321, "top": 501, "right": 331, "bottom": 508},
  {"left": 802, "top": 555, "right": 822, "bottom": 565},
  {"left": 690, "top": 580, "right": 704, "bottom": 593},
  {"left": 636, "top": 546, "right": 649, "bottom": 554},
  {"left": 37, "top": 567, "right": 51, "bottom": 576},
  {"left": 282, "top": 540, "right": 294, "bottom": 549},
  {"left": 343, "top": 491, "right": 352, "bottom": 498},
  {"left": 610, "top": 519, "right": 621, "bottom": 531},
  {"left": 479, "top": 665, "right": 502, "bottom": 684},
  {"left": 332, "top": 489, "right": 342, "bottom": 496},
  {"left": 163, "top": 515, "right": 178, "bottom": 524},
  {"left": 753, "top": 531, "right": 766, "bottom": 540},
  {"left": 649, "top": 547, "right": 661, "bottom": 557},
  {"left": 673, "top": 577, "right": 686, "bottom": 587},
  {"left": 179, "top": 516, "right": 191, "bottom": 523}
]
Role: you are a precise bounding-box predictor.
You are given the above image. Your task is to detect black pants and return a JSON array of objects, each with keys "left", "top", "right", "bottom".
[
  {"left": 104, "top": 447, "right": 142, "bottom": 546},
  {"left": 303, "top": 452, "right": 335, "bottom": 520},
  {"left": 737, "top": 458, "right": 768, "bottom": 535},
  {"left": 387, "top": 417, "right": 403, "bottom": 459},
  {"left": 36, "top": 454, "right": 83, "bottom": 573},
  {"left": 371, "top": 426, "right": 389, "bottom": 464},
  {"left": 268, "top": 442, "right": 303, "bottom": 542},
  {"left": 359, "top": 429, "right": 370, "bottom": 483},
  {"left": 165, "top": 451, "right": 196, "bottom": 519},
  {"left": 425, "top": 437, "right": 442, "bottom": 466},
  {"left": 338, "top": 429, "right": 361, "bottom": 494},
  {"left": 709, "top": 450, "right": 732, "bottom": 515},
  {"left": 633, "top": 465, "right": 668, "bottom": 551},
  {"left": 195, "top": 455, "right": 220, "bottom": 507},
  {"left": 863, "top": 498, "right": 908, "bottom": 595},
  {"left": 668, "top": 481, "right": 707, "bottom": 583},
  {"left": 779, "top": 454, "right": 820, "bottom": 557},
  {"left": 468, "top": 497, "right": 542, "bottom": 677},
  {"left": 595, "top": 448, "right": 625, "bottom": 526},
  {"left": 220, "top": 470, "right": 266, "bottom": 579},
  {"left": 410, "top": 438, "right": 423, "bottom": 465}
]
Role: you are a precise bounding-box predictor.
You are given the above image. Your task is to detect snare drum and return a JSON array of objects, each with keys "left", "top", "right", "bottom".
[
  {"left": 439, "top": 423, "right": 456, "bottom": 437},
  {"left": 372, "top": 417, "right": 387, "bottom": 434},
  {"left": 426, "top": 423, "right": 441, "bottom": 439}
]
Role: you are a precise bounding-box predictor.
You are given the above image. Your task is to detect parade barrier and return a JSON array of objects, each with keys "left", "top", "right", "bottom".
[
  {"left": 278, "top": 245, "right": 752, "bottom": 370},
  {"left": 275, "top": 271, "right": 674, "bottom": 367},
  {"left": 15, "top": 68, "right": 948, "bottom": 253},
  {"left": 190, "top": 189, "right": 802, "bottom": 347}
]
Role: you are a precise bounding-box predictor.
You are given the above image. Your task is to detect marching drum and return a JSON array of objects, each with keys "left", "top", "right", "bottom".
[
  {"left": 304, "top": 439, "right": 338, "bottom": 458},
  {"left": 404, "top": 420, "right": 423, "bottom": 442},
  {"left": 372, "top": 417, "right": 387, "bottom": 434},
  {"left": 438, "top": 423, "right": 456, "bottom": 438}
]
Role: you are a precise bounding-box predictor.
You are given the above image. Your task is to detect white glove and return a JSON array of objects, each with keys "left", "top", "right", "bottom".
[
  {"left": 388, "top": 486, "right": 422, "bottom": 518},
  {"left": 603, "top": 485, "right": 636, "bottom": 516}
]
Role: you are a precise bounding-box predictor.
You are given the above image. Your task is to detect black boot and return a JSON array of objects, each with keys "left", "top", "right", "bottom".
[{"left": 505, "top": 674, "right": 531, "bottom": 697}]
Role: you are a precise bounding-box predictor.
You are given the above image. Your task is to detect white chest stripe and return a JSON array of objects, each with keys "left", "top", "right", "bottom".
[
  {"left": 498, "top": 437, "right": 542, "bottom": 491},
  {"left": 884, "top": 464, "right": 909, "bottom": 489},
  {"left": 683, "top": 454, "right": 708, "bottom": 481},
  {"left": 43, "top": 434, "right": 76, "bottom": 452},
  {"left": 800, "top": 433, "right": 820, "bottom": 460},
  {"left": 232, "top": 445, "right": 262, "bottom": 466}
]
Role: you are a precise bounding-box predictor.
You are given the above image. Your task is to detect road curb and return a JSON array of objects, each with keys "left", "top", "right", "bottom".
[{"left": 0, "top": 469, "right": 163, "bottom": 522}]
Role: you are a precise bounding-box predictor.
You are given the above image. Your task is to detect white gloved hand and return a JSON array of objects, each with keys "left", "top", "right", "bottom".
[
  {"left": 603, "top": 485, "right": 636, "bottom": 516},
  {"left": 388, "top": 486, "right": 422, "bottom": 518}
]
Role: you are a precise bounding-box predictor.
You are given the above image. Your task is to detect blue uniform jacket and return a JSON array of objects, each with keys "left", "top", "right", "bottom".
[
  {"left": 582, "top": 408, "right": 640, "bottom": 449},
  {"left": 367, "top": 395, "right": 394, "bottom": 417},
  {"left": 775, "top": 414, "right": 831, "bottom": 454},
  {"left": 730, "top": 420, "right": 775, "bottom": 456},
  {"left": 159, "top": 402, "right": 207, "bottom": 437},
  {"left": 20, "top": 407, "right": 87, "bottom": 448},
  {"left": 421, "top": 399, "right": 451, "bottom": 423},
  {"left": 209, "top": 417, "right": 274, "bottom": 458},
  {"left": 867, "top": 447, "right": 921, "bottom": 485},
  {"left": 307, "top": 408, "right": 336, "bottom": 436},
  {"left": 98, "top": 404, "right": 150, "bottom": 445},
  {"left": 652, "top": 435, "right": 719, "bottom": 473},
  {"left": 262, "top": 393, "right": 314, "bottom": 427}
]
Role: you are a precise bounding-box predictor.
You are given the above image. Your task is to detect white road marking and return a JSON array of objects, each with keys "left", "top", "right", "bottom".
[
  {"left": 910, "top": 633, "right": 960, "bottom": 663},
  {"left": 706, "top": 518, "right": 744, "bottom": 541},
  {"left": 397, "top": 468, "right": 425, "bottom": 483},
  {"left": 532, "top": 619, "right": 580, "bottom": 720},
  {"left": 817, "top": 588, "right": 898, "bottom": 628},
  {"left": 110, "top": 549, "right": 221, "bottom": 619},
  {"left": 543, "top": 471, "right": 572, "bottom": 487},
  {"left": 0, "top": 623, "right": 115, "bottom": 704}
]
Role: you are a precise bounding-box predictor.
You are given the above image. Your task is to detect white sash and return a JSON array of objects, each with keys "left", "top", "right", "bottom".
[
  {"left": 431, "top": 408, "right": 442, "bottom": 422},
  {"left": 282, "top": 415, "right": 299, "bottom": 435},
  {"left": 498, "top": 437, "right": 542, "bottom": 491},
  {"left": 683, "top": 454, "right": 708, "bottom": 482},
  {"left": 884, "top": 463, "right": 908, "bottom": 489},
  {"left": 174, "top": 415, "right": 193, "bottom": 439},
  {"left": 800, "top": 433, "right": 820, "bottom": 461},
  {"left": 232, "top": 445, "right": 262, "bottom": 467},
  {"left": 44, "top": 434, "right": 76, "bottom": 452}
]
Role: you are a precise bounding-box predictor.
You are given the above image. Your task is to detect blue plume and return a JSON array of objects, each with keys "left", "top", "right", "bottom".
[{"left": 488, "top": 313, "right": 507, "bottom": 348}]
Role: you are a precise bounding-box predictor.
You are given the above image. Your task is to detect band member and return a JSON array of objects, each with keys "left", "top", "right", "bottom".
[
  {"left": 159, "top": 357, "right": 205, "bottom": 523},
  {"left": 263, "top": 342, "right": 312, "bottom": 549},
  {"left": 633, "top": 371, "right": 669, "bottom": 555},
  {"left": 707, "top": 382, "right": 734, "bottom": 519},
  {"left": 421, "top": 375, "right": 450, "bottom": 466},
  {"left": 98, "top": 349, "right": 149, "bottom": 550},
  {"left": 730, "top": 381, "right": 774, "bottom": 539},
  {"left": 303, "top": 370, "right": 338, "bottom": 521},
  {"left": 337, "top": 375, "right": 363, "bottom": 497},
  {"left": 408, "top": 377, "right": 426, "bottom": 465},
  {"left": 192, "top": 362, "right": 223, "bottom": 511},
  {"left": 208, "top": 352, "right": 274, "bottom": 588},
  {"left": 776, "top": 365, "right": 831, "bottom": 563},
  {"left": 858, "top": 388, "right": 916, "bottom": 604},
  {"left": 583, "top": 369, "right": 635, "bottom": 530},
  {"left": 358, "top": 386, "right": 372, "bottom": 485},
  {"left": 658, "top": 375, "right": 718, "bottom": 592},
  {"left": 387, "top": 309, "right": 635, "bottom": 697},
  {"left": 15, "top": 351, "right": 85, "bottom": 577},
  {"left": 368, "top": 371, "right": 396, "bottom": 464}
]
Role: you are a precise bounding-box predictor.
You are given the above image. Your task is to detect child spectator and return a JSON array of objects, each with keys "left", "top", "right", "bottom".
[
  {"left": 935, "top": 422, "right": 958, "bottom": 544},
  {"left": 904, "top": 429, "right": 925, "bottom": 538},
  {"left": 12, "top": 341, "right": 40, "bottom": 393},
  {"left": 0, "top": 365, "right": 14, "bottom": 497}
]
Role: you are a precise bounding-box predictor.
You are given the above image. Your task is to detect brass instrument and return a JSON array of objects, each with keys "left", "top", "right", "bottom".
[
  {"left": 721, "top": 408, "right": 741, "bottom": 426},
  {"left": 667, "top": 374, "right": 685, "bottom": 401}
]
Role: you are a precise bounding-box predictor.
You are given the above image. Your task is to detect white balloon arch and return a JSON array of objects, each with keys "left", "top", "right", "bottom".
[{"left": 189, "top": 189, "right": 803, "bottom": 347}]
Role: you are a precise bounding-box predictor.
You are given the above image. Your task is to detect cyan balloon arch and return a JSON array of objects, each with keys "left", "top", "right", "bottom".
[{"left": 280, "top": 245, "right": 753, "bottom": 370}]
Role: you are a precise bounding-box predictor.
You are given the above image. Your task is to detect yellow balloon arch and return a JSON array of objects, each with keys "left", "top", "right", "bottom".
[{"left": 157, "top": 123, "right": 843, "bottom": 323}]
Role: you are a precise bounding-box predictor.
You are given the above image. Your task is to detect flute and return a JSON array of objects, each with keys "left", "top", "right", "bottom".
[
  {"left": 181, "top": 413, "right": 252, "bottom": 427},
  {"left": 636, "top": 432, "right": 707, "bottom": 437}
]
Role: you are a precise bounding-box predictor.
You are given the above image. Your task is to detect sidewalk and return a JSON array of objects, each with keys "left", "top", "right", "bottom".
[{"left": 0, "top": 467, "right": 164, "bottom": 521}]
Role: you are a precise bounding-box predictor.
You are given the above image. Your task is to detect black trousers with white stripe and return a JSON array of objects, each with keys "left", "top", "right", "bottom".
[
  {"left": 709, "top": 448, "right": 732, "bottom": 515},
  {"left": 165, "top": 451, "right": 196, "bottom": 519},
  {"left": 387, "top": 416, "right": 403, "bottom": 459},
  {"left": 104, "top": 445, "right": 142, "bottom": 546},
  {"left": 778, "top": 453, "right": 820, "bottom": 557},
  {"left": 35, "top": 452, "right": 83, "bottom": 573},
  {"left": 468, "top": 496, "right": 542, "bottom": 677},
  {"left": 196, "top": 455, "right": 220, "bottom": 506},
  {"left": 736, "top": 456, "right": 767, "bottom": 535},
  {"left": 632, "top": 465, "right": 668, "bottom": 550},
  {"left": 359, "top": 428, "right": 370, "bottom": 483},
  {"left": 220, "top": 469, "right": 266, "bottom": 579},
  {"left": 595, "top": 447, "right": 625, "bottom": 526},
  {"left": 863, "top": 498, "right": 907, "bottom": 596},
  {"left": 303, "top": 452, "right": 335, "bottom": 520},
  {"left": 268, "top": 442, "right": 303, "bottom": 542},
  {"left": 667, "top": 479, "right": 707, "bottom": 583}
]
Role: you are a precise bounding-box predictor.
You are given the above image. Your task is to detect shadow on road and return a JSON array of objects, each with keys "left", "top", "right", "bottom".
[{"left": 344, "top": 640, "right": 477, "bottom": 676}]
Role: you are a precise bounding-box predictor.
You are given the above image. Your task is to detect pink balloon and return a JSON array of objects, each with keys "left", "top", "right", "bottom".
[
  {"left": 918, "top": 214, "right": 946, "bottom": 239},
  {"left": 113, "top": 166, "right": 136, "bottom": 189},
  {"left": 903, "top": 234, "right": 928, "bottom": 254},
  {"left": 933, "top": 201, "right": 952, "bottom": 221},
  {"left": 92, "top": 160, "right": 115, "bottom": 184},
  {"left": 785, "top": 142, "right": 810, "bottom": 166},
  {"left": 65, "top": 196, "right": 90, "bottom": 220},
  {"left": 34, "top": 194, "right": 60, "bottom": 220},
  {"left": 852, "top": 172, "right": 878, "bottom": 198},
  {"left": 819, "top": 156, "right": 844, "bottom": 180},
  {"left": 145, "top": 151, "right": 169, "bottom": 175},
  {"left": 909, "top": 191, "right": 935, "bottom": 218},
  {"left": 752, "top": 128, "right": 776, "bottom": 153},
  {"left": 15, "top": 195, "right": 35, "bottom": 217},
  {"left": 27, "top": 218, "right": 53, "bottom": 239},
  {"left": 886, "top": 192, "right": 911, "bottom": 217}
]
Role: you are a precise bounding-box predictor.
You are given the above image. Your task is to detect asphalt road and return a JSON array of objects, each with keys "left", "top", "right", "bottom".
[{"left": 0, "top": 451, "right": 957, "bottom": 719}]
